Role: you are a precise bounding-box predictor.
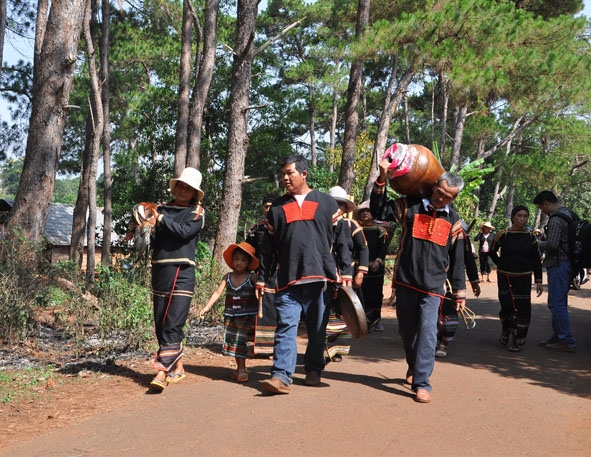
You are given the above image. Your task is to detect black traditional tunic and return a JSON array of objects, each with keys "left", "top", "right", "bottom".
[
  {"left": 370, "top": 190, "right": 465, "bottom": 296},
  {"left": 489, "top": 229, "right": 542, "bottom": 340},
  {"left": 151, "top": 202, "right": 204, "bottom": 371},
  {"left": 257, "top": 190, "right": 353, "bottom": 290}
]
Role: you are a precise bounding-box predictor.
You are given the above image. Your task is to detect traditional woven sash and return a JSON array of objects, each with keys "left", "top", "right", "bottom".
[{"left": 412, "top": 214, "right": 451, "bottom": 246}]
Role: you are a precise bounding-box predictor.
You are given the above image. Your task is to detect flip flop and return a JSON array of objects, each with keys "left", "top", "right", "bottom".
[
  {"left": 166, "top": 372, "right": 186, "bottom": 383},
  {"left": 150, "top": 378, "right": 167, "bottom": 391},
  {"left": 230, "top": 369, "right": 248, "bottom": 380},
  {"left": 235, "top": 373, "right": 249, "bottom": 383}
]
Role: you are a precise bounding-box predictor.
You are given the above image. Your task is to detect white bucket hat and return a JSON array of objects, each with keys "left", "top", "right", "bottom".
[
  {"left": 329, "top": 186, "right": 355, "bottom": 212},
  {"left": 169, "top": 167, "right": 204, "bottom": 203},
  {"left": 353, "top": 200, "right": 371, "bottom": 220},
  {"left": 480, "top": 221, "right": 495, "bottom": 230}
]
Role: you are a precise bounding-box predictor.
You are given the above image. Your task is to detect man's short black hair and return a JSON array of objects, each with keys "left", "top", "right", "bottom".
[
  {"left": 533, "top": 190, "right": 558, "bottom": 205},
  {"left": 280, "top": 154, "right": 309, "bottom": 174}
]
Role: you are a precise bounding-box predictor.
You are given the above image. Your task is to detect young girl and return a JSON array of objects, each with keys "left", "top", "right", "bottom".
[{"left": 200, "top": 242, "right": 259, "bottom": 382}]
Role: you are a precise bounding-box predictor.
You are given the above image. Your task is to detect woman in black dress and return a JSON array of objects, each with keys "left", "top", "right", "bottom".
[{"left": 489, "top": 206, "right": 543, "bottom": 352}]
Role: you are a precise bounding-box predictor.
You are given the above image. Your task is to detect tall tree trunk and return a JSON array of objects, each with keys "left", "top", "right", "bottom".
[
  {"left": 486, "top": 141, "right": 512, "bottom": 221},
  {"left": 480, "top": 114, "right": 533, "bottom": 160},
  {"left": 70, "top": 116, "right": 93, "bottom": 267},
  {"left": 100, "top": 0, "right": 112, "bottom": 266},
  {"left": 487, "top": 175, "right": 503, "bottom": 223},
  {"left": 174, "top": 0, "right": 194, "bottom": 176},
  {"left": 430, "top": 85, "right": 435, "bottom": 146},
  {"left": 438, "top": 74, "right": 448, "bottom": 157},
  {"left": 361, "top": 86, "right": 367, "bottom": 130},
  {"left": 363, "top": 65, "right": 414, "bottom": 200},
  {"left": 307, "top": 81, "right": 316, "bottom": 166},
  {"left": 8, "top": 0, "right": 85, "bottom": 242},
  {"left": 338, "top": 0, "right": 369, "bottom": 192},
  {"left": 449, "top": 103, "right": 467, "bottom": 169},
  {"left": 186, "top": 0, "right": 219, "bottom": 171},
  {"left": 84, "top": 0, "right": 104, "bottom": 287},
  {"left": 212, "top": 0, "right": 257, "bottom": 266},
  {"left": 502, "top": 130, "right": 523, "bottom": 226},
  {"left": 472, "top": 136, "right": 486, "bottom": 219},
  {"left": 0, "top": 0, "right": 6, "bottom": 77},
  {"left": 403, "top": 94, "right": 410, "bottom": 143},
  {"left": 505, "top": 173, "right": 515, "bottom": 225},
  {"left": 328, "top": 87, "right": 338, "bottom": 173}
]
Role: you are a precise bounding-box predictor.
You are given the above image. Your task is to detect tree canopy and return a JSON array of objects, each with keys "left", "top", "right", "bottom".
[{"left": 1, "top": 0, "right": 590, "bottom": 254}]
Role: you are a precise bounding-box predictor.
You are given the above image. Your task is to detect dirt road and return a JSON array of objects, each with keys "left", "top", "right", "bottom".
[{"left": 2, "top": 276, "right": 590, "bottom": 457}]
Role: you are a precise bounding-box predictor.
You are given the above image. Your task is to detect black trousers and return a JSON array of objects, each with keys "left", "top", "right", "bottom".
[
  {"left": 152, "top": 263, "right": 195, "bottom": 346},
  {"left": 360, "top": 269, "right": 385, "bottom": 324}
]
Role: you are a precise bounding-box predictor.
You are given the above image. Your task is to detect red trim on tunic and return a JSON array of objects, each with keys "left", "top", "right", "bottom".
[
  {"left": 394, "top": 281, "right": 446, "bottom": 300},
  {"left": 412, "top": 214, "right": 452, "bottom": 246},
  {"left": 282, "top": 200, "right": 319, "bottom": 223}
]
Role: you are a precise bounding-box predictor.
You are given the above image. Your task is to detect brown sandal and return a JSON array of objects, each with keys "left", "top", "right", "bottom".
[
  {"left": 508, "top": 335, "right": 520, "bottom": 352},
  {"left": 499, "top": 333, "right": 510, "bottom": 346}
]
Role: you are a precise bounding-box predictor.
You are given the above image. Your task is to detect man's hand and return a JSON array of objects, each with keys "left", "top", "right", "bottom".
[
  {"left": 353, "top": 272, "right": 364, "bottom": 288},
  {"left": 378, "top": 158, "right": 390, "bottom": 183},
  {"left": 255, "top": 286, "right": 264, "bottom": 301},
  {"left": 369, "top": 258, "right": 383, "bottom": 273},
  {"left": 341, "top": 278, "right": 352, "bottom": 288},
  {"left": 536, "top": 283, "right": 543, "bottom": 297},
  {"left": 455, "top": 298, "right": 466, "bottom": 312},
  {"left": 471, "top": 282, "right": 481, "bottom": 297},
  {"left": 148, "top": 208, "right": 159, "bottom": 226}
]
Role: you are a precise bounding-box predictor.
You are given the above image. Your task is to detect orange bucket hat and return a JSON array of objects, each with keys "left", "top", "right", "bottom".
[{"left": 223, "top": 242, "right": 259, "bottom": 271}]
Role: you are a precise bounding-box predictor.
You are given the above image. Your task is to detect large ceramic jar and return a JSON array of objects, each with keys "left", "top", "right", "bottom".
[{"left": 382, "top": 143, "right": 445, "bottom": 198}]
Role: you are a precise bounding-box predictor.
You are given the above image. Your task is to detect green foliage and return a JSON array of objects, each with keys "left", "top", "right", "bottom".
[
  {"left": 0, "top": 157, "right": 78, "bottom": 204},
  {"left": 93, "top": 263, "right": 154, "bottom": 351},
  {"left": 1, "top": 0, "right": 591, "bottom": 306},
  {"left": 307, "top": 164, "right": 339, "bottom": 194},
  {"left": 0, "top": 157, "right": 24, "bottom": 198},
  {"left": 192, "top": 241, "right": 226, "bottom": 323},
  {"left": 35, "top": 285, "right": 72, "bottom": 308},
  {"left": 111, "top": 160, "right": 175, "bottom": 239},
  {"left": 559, "top": 175, "right": 591, "bottom": 221},
  {"left": 0, "top": 228, "right": 45, "bottom": 341},
  {"left": 0, "top": 366, "right": 58, "bottom": 405},
  {"left": 452, "top": 157, "right": 495, "bottom": 220},
  {"left": 321, "top": 130, "right": 375, "bottom": 203},
  {"left": 52, "top": 177, "right": 80, "bottom": 204},
  {"left": 0, "top": 238, "right": 226, "bottom": 354},
  {"left": 54, "top": 294, "right": 98, "bottom": 353}
]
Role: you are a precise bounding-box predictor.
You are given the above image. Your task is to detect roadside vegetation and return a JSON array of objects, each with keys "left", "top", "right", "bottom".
[{"left": 0, "top": 233, "right": 225, "bottom": 405}]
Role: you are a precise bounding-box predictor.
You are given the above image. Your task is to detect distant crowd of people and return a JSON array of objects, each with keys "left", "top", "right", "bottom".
[{"left": 141, "top": 153, "right": 580, "bottom": 404}]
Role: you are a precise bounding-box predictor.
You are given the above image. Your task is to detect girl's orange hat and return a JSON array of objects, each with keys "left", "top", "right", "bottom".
[{"left": 222, "top": 242, "right": 259, "bottom": 271}]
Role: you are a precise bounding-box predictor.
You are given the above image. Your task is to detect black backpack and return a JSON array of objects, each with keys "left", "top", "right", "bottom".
[{"left": 550, "top": 211, "right": 591, "bottom": 269}]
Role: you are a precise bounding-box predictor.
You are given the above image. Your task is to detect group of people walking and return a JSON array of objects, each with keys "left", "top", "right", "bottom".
[{"left": 143, "top": 155, "right": 579, "bottom": 404}]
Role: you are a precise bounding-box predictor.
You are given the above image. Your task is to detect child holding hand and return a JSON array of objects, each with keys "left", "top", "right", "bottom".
[{"left": 200, "top": 242, "right": 259, "bottom": 382}]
